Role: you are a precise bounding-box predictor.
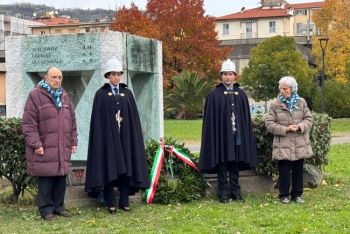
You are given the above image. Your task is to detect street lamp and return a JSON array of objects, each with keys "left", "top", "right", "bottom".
[{"left": 319, "top": 36, "right": 329, "bottom": 113}]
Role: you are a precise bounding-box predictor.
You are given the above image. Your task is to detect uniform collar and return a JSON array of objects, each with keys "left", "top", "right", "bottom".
[
  {"left": 216, "top": 82, "right": 240, "bottom": 88},
  {"left": 109, "top": 83, "right": 119, "bottom": 90}
]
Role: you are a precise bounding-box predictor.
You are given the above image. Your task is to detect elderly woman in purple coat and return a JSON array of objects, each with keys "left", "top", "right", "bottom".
[{"left": 22, "top": 67, "right": 78, "bottom": 220}]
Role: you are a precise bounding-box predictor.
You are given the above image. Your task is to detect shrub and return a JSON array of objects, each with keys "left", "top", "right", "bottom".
[
  {"left": 312, "top": 80, "right": 350, "bottom": 118},
  {"left": 253, "top": 112, "right": 331, "bottom": 177},
  {"left": 145, "top": 137, "right": 206, "bottom": 204},
  {"left": 164, "top": 71, "right": 214, "bottom": 119},
  {"left": 0, "top": 117, "right": 37, "bottom": 203},
  {"left": 252, "top": 114, "right": 277, "bottom": 177},
  {"left": 307, "top": 113, "right": 331, "bottom": 168}
]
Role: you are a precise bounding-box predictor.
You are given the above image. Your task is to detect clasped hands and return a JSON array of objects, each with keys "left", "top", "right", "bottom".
[{"left": 287, "top": 124, "right": 300, "bottom": 132}]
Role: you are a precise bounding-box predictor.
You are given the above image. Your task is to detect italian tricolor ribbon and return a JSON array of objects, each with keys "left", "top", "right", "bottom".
[{"left": 145, "top": 140, "right": 199, "bottom": 204}]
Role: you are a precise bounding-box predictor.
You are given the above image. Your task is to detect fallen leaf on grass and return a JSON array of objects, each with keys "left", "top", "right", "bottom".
[{"left": 86, "top": 218, "right": 96, "bottom": 225}]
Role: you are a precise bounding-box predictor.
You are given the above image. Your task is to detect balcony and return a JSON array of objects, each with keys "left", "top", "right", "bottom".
[{"left": 220, "top": 35, "right": 312, "bottom": 46}]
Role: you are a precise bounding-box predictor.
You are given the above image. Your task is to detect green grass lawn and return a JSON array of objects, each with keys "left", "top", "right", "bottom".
[
  {"left": 1, "top": 144, "right": 349, "bottom": 233},
  {"left": 164, "top": 118, "right": 350, "bottom": 142},
  {"left": 331, "top": 118, "right": 350, "bottom": 134},
  {"left": 164, "top": 119, "right": 202, "bottom": 141}
]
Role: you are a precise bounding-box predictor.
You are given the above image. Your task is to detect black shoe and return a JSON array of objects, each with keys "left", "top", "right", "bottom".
[
  {"left": 107, "top": 207, "right": 117, "bottom": 214},
  {"left": 232, "top": 194, "right": 245, "bottom": 203},
  {"left": 219, "top": 195, "right": 229, "bottom": 203},
  {"left": 219, "top": 198, "right": 229, "bottom": 203},
  {"left": 119, "top": 206, "right": 131, "bottom": 212},
  {"left": 42, "top": 213, "right": 57, "bottom": 221},
  {"left": 54, "top": 210, "right": 71, "bottom": 217}
]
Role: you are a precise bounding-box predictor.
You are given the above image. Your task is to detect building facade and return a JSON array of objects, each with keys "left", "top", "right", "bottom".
[
  {"left": 29, "top": 17, "right": 109, "bottom": 35},
  {"left": 215, "top": 0, "right": 324, "bottom": 73},
  {"left": 0, "top": 15, "right": 43, "bottom": 115}
]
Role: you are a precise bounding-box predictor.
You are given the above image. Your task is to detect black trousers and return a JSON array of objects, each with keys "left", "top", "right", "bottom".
[
  {"left": 37, "top": 176, "right": 66, "bottom": 217},
  {"left": 103, "top": 179, "right": 130, "bottom": 208},
  {"left": 278, "top": 159, "right": 304, "bottom": 198},
  {"left": 217, "top": 162, "right": 240, "bottom": 198}
]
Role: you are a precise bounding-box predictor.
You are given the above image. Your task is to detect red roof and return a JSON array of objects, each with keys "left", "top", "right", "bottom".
[
  {"left": 34, "top": 17, "right": 80, "bottom": 25},
  {"left": 216, "top": 1, "right": 324, "bottom": 21},
  {"left": 216, "top": 8, "right": 291, "bottom": 20},
  {"left": 290, "top": 1, "right": 324, "bottom": 9}
]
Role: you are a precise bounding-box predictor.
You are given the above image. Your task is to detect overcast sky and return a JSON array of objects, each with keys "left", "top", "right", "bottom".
[{"left": 2, "top": 0, "right": 323, "bottom": 17}]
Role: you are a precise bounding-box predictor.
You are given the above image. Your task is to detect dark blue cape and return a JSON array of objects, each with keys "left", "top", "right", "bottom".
[
  {"left": 85, "top": 83, "right": 150, "bottom": 195},
  {"left": 199, "top": 83, "right": 257, "bottom": 173}
]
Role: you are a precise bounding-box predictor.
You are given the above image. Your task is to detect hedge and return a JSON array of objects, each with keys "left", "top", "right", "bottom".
[{"left": 0, "top": 117, "right": 37, "bottom": 203}]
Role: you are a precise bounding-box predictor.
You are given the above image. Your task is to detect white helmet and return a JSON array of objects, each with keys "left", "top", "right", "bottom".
[
  {"left": 220, "top": 59, "right": 236, "bottom": 74},
  {"left": 104, "top": 57, "right": 123, "bottom": 78}
]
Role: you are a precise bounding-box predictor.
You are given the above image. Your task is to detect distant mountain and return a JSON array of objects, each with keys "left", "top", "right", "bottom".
[{"left": 0, "top": 2, "right": 115, "bottom": 22}]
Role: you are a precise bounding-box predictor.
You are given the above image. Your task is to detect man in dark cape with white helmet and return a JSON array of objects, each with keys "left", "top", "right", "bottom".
[
  {"left": 199, "top": 59, "right": 257, "bottom": 203},
  {"left": 85, "top": 57, "right": 150, "bottom": 213}
]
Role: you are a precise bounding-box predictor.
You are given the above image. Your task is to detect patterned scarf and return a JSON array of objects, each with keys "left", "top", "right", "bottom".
[
  {"left": 278, "top": 92, "right": 300, "bottom": 112},
  {"left": 38, "top": 79, "right": 63, "bottom": 108}
]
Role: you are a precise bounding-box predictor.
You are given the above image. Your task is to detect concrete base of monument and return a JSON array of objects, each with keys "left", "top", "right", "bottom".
[
  {"left": 204, "top": 170, "right": 275, "bottom": 198},
  {"left": 64, "top": 186, "right": 142, "bottom": 208},
  {"left": 64, "top": 169, "right": 274, "bottom": 207},
  {"left": 64, "top": 166, "right": 142, "bottom": 208}
]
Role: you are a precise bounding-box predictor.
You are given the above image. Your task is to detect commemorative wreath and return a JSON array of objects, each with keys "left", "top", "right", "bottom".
[{"left": 144, "top": 137, "right": 206, "bottom": 204}]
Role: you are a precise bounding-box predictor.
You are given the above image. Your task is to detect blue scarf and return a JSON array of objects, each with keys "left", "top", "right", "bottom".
[
  {"left": 278, "top": 92, "right": 300, "bottom": 112},
  {"left": 38, "top": 80, "right": 63, "bottom": 108}
]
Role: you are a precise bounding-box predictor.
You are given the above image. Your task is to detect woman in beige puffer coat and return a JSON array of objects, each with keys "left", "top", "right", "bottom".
[{"left": 265, "top": 76, "right": 313, "bottom": 204}]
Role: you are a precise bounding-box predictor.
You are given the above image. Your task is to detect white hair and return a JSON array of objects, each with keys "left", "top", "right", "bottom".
[{"left": 279, "top": 76, "right": 298, "bottom": 92}]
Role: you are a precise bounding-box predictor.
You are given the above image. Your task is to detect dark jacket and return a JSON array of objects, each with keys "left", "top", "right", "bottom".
[
  {"left": 85, "top": 83, "right": 150, "bottom": 195},
  {"left": 265, "top": 97, "right": 313, "bottom": 161},
  {"left": 22, "top": 87, "right": 78, "bottom": 177},
  {"left": 199, "top": 83, "right": 257, "bottom": 173}
]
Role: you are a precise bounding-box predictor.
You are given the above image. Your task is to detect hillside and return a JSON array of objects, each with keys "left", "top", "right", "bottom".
[{"left": 0, "top": 2, "right": 115, "bottom": 22}]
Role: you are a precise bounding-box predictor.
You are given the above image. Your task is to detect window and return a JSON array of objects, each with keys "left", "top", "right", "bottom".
[
  {"left": 269, "top": 21, "right": 276, "bottom": 33},
  {"left": 68, "top": 29, "right": 76, "bottom": 33},
  {"left": 40, "top": 31, "right": 45, "bottom": 35},
  {"left": 223, "top": 24, "right": 229, "bottom": 35},
  {"left": 297, "top": 23, "right": 315, "bottom": 35},
  {"left": 246, "top": 22, "right": 252, "bottom": 38},
  {"left": 55, "top": 29, "right": 62, "bottom": 34},
  {"left": 294, "top": 9, "right": 307, "bottom": 15}
]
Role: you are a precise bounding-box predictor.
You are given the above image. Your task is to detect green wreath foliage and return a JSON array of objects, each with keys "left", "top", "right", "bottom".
[{"left": 145, "top": 137, "right": 206, "bottom": 204}]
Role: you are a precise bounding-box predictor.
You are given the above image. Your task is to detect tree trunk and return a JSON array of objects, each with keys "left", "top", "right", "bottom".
[{"left": 9, "top": 181, "right": 22, "bottom": 203}]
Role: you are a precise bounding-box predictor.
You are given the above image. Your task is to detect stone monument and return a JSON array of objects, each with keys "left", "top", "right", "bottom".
[{"left": 5, "top": 32, "right": 163, "bottom": 162}]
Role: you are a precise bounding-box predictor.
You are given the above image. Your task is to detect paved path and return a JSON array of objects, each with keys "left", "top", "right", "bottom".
[
  {"left": 331, "top": 134, "right": 350, "bottom": 145},
  {"left": 185, "top": 134, "right": 350, "bottom": 152}
]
